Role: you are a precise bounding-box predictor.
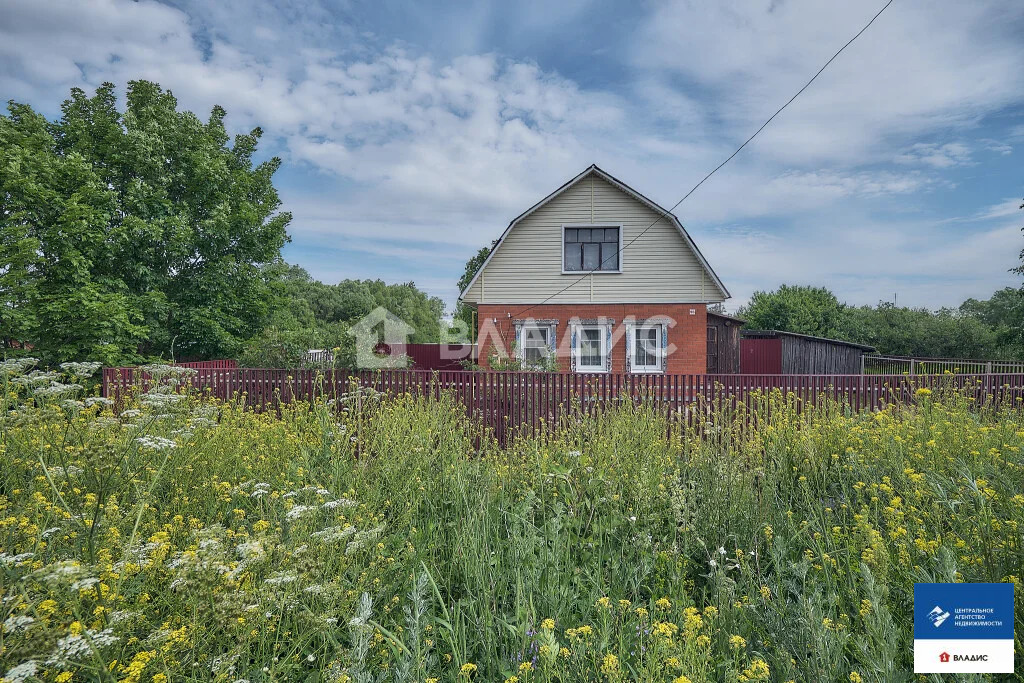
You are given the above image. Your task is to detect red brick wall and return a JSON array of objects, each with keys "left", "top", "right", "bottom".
[{"left": 475, "top": 303, "right": 708, "bottom": 374}]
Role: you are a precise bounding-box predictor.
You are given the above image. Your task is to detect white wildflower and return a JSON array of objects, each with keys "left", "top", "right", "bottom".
[
  {"left": 12, "top": 370, "right": 58, "bottom": 387},
  {"left": 71, "top": 577, "right": 100, "bottom": 591},
  {"left": 34, "top": 381, "right": 84, "bottom": 397},
  {"left": 46, "top": 628, "right": 118, "bottom": 665},
  {"left": 322, "top": 498, "right": 358, "bottom": 510},
  {"left": 0, "top": 357, "right": 37, "bottom": 375},
  {"left": 264, "top": 572, "right": 299, "bottom": 586},
  {"left": 135, "top": 436, "right": 177, "bottom": 451},
  {"left": 311, "top": 525, "right": 357, "bottom": 543},
  {"left": 46, "top": 465, "right": 84, "bottom": 480},
  {"left": 236, "top": 541, "right": 265, "bottom": 560},
  {"left": 0, "top": 552, "right": 35, "bottom": 568},
  {"left": 285, "top": 505, "right": 317, "bottom": 521},
  {"left": 3, "top": 615, "right": 35, "bottom": 632},
  {"left": 250, "top": 483, "right": 272, "bottom": 499},
  {"left": 120, "top": 409, "right": 142, "bottom": 418},
  {"left": 3, "top": 660, "right": 39, "bottom": 683},
  {"left": 60, "top": 361, "right": 102, "bottom": 377}
]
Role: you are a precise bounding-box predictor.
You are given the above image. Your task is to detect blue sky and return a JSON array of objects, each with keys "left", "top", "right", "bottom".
[{"left": 2, "top": 0, "right": 1023, "bottom": 314}]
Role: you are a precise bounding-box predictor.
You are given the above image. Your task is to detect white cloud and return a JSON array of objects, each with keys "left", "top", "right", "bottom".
[
  {"left": 972, "top": 198, "right": 1024, "bottom": 221},
  {"left": 1, "top": 0, "right": 1022, "bottom": 311},
  {"left": 895, "top": 142, "right": 972, "bottom": 168},
  {"left": 631, "top": 0, "right": 1024, "bottom": 167}
]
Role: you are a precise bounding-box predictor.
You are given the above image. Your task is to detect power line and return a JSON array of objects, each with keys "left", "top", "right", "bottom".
[{"left": 509, "top": 0, "right": 895, "bottom": 319}]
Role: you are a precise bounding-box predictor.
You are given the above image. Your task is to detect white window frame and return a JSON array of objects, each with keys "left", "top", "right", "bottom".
[
  {"left": 515, "top": 320, "right": 557, "bottom": 368},
  {"left": 573, "top": 323, "right": 610, "bottom": 373},
  {"left": 561, "top": 224, "right": 623, "bottom": 275},
  {"left": 629, "top": 323, "right": 665, "bottom": 374}
]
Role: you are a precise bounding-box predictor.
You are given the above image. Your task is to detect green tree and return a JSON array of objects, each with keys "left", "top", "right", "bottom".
[
  {"left": 357, "top": 279, "right": 445, "bottom": 342},
  {"left": 738, "top": 284, "right": 847, "bottom": 338},
  {"left": 453, "top": 246, "right": 491, "bottom": 341},
  {"left": 960, "top": 287, "right": 1024, "bottom": 358},
  {"left": 0, "top": 81, "right": 291, "bottom": 363},
  {"left": 844, "top": 303, "right": 999, "bottom": 358}
]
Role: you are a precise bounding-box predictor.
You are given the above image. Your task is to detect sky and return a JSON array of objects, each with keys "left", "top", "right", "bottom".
[{"left": 1, "top": 0, "right": 1023, "bottom": 314}]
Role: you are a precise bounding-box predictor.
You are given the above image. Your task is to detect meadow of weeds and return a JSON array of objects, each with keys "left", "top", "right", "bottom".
[{"left": 1, "top": 360, "right": 1023, "bottom": 682}]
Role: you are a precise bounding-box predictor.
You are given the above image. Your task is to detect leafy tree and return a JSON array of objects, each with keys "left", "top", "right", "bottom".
[
  {"left": 738, "top": 283, "right": 1019, "bottom": 359},
  {"left": 738, "top": 284, "right": 846, "bottom": 338},
  {"left": 960, "top": 287, "right": 1024, "bottom": 358},
  {"left": 843, "top": 303, "right": 999, "bottom": 358},
  {"left": 244, "top": 265, "right": 446, "bottom": 367},
  {"left": 238, "top": 321, "right": 355, "bottom": 369},
  {"left": 453, "top": 246, "right": 491, "bottom": 341},
  {"left": 356, "top": 279, "right": 445, "bottom": 342},
  {"left": 0, "top": 81, "right": 291, "bottom": 363}
]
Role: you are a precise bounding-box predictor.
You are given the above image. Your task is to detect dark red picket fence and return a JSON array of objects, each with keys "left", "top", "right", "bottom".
[
  {"left": 102, "top": 367, "right": 1024, "bottom": 443},
  {"left": 174, "top": 359, "right": 238, "bottom": 369}
]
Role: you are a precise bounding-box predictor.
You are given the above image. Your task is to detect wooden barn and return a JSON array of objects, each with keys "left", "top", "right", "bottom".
[
  {"left": 706, "top": 311, "right": 744, "bottom": 374},
  {"left": 740, "top": 330, "right": 875, "bottom": 374}
]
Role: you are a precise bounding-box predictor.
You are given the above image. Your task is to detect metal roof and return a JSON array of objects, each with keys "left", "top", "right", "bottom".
[
  {"left": 741, "top": 329, "right": 876, "bottom": 352},
  {"left": 707, "top": 310, "right": 747, "bottom": 325}
]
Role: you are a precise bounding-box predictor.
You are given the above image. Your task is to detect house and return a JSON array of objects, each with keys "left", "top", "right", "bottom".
[
  {"left": 458, "top": 165, "right": 730, "bottom": 373},
  {"left": 740, "top": 330, "right": 876, "bottom": 374}
]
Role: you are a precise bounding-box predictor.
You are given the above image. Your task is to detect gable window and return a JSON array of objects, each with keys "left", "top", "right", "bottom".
[
  {"left": 628, "top": 323, "right": 665, "bottom": 373},
  {"left": 563, "top": 225, "right": 621, "bottom": 273},
  {"left": 571, "top": 322, "right": 611, "bottom": 373}
]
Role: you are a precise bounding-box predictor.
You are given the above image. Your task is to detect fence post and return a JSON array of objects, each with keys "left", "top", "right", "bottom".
[
  {"left": 909, "top": 359, "right": 915, "bottom": 375},
  {"left": 986, "top": 361, "right": 992, "bottom": 375}
]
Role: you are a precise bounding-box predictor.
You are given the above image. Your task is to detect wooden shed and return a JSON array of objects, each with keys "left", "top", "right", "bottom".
[
  {"left": 740, "top": 330, "right": 875, "bottom": 374},
  {"left": 707, "top": 311, "right": 745, "bottom": 374}
]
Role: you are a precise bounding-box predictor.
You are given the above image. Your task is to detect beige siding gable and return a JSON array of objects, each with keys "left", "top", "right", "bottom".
[{"left": 462, "top": 171, "right": 727, "bottom": 304}]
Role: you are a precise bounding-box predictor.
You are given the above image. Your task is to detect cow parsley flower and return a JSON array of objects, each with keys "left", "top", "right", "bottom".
[
  {"left": 322, "top": 498, "right": 358, "bottom": 510},
  {"left": 47, "top": 628, "right": 118, "bottom": 665},
  {"left": 285, "top": 505, "right": 317, "bottom": 521},
  {"left": 3, "top": 660, "right": 39, "bottom": 683},
  {"left": 3, "top": 615, "right": 35, "bottom": 632},
  {"left": 136, "top": 436, "right": 177, "bottom": 451},
  {"left": 60, "top": 361, "right": 102, "bottom": 377}
]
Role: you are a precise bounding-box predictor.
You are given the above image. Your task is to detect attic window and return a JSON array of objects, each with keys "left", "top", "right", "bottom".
[{"left": 563, "top": 225, "right": 621, "bottom": 273}]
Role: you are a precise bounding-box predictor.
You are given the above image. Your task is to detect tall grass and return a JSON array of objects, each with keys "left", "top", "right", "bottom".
[{"left": 1, "top": 362, "right": 1022, "bottom": 682}]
